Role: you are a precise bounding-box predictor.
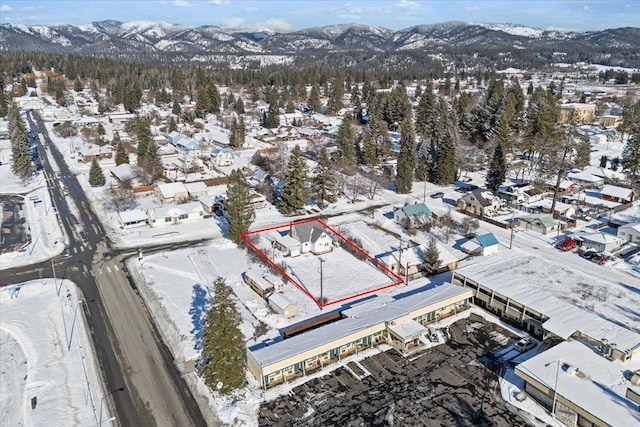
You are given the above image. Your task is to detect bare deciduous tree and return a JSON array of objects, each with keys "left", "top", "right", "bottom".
[{"left": 106, "top": 187, "right": 136, "bottom": 212}]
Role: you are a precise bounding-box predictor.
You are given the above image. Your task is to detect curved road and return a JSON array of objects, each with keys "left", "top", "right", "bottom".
[{"left": 1, "top": 112, "right": 209, "bottom": 427}]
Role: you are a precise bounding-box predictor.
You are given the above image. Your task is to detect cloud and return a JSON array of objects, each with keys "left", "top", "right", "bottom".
[
  {"left": 1, "top": 5, "right": 12, "bottom": 12},
  {"left": 209, "top": 0, "right": 230, "bottom": 5},
  {"left": 21, "top": 6, "right": 37, "bottom": 12},
  {"left": 394, "top": 0, "right": 419, "bottom": 11},
  {"left": 244, "top": 7, "right": 257, "bottom": 13},
  {"left": 465, "top": 6, "right": 479, "bottom": 12},
  {"left": 583, "top": 5, "right": 594, "bottom": 12},
  {"left": 221, "top": 17, "right": 245, "bottom": 28},
  {"left": 173, "top": 0, "right": 192, "bottom": 6},
  {"left": 260, "top": 18, "right": 292, "bottom": 32}
]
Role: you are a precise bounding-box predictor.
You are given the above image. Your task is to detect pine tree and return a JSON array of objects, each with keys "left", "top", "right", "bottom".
[
  {"left": 9, "top": 103, "right": 32, "bottom": 180},
  {"left": 415, "top": 80, "right": 437, "bottom": 139},
  {"left": 313, "top": 148, "right": 338, "bottom": 207},
  {"left": 89, "top": 158, "right": 106, "bottom": 186},
  {"left": 395, "top": 116, "right": 415, "bottom": 194},
  {"left": 199, "top": 277, "right": 247, "bottom": 395},
  {"left": 115, "top": 140, "right": 129, "bottom": 166},
  {"left": 279, "top": 145, "right": 308, "bottom": 214},
  {"left": 172, "top": 99, "right": 182, "bottom": 116},
  {"left": 0, "top": 78, "right": 9, "bottom": 118},
  {"left": 308, "top": 85, "right": 321, "bottom": 113},
  {"left": 225, "top": 169, "right": 254, "bottom": 243},
  {"left": 335, "top": 116, "right": 356, "bottom": 168},
  {"left": 265, "top": 100, "right": 280, "bottom": 129},
  {"left": 486, "top": 142, "right": 507, "bottom": 193},
  {"left": 168, "top": 116, "right": 177, "bottom": 133},
  {"left": 144, "top": 141, "right": 163, "bottom": 182},
  {"left": 621, "top": 101, "right": 640, "bottom": 183},
  {"left": 230, "top": 116, "right": 246, "bottom": 148},
  {"left": 421, "top": 237, "right": 441, "bottom": 275}
]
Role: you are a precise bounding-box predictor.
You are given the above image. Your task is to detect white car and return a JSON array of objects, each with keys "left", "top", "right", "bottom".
[{"left": 514, "top": 338, "right": 536, "bottom": 353}]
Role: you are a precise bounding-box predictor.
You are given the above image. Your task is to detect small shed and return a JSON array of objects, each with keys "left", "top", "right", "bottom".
[
  {"left": 118, "top": 209, "right": 148, "bottom": 229},
  {"left": 461, "top": 232, "right": 500, "bottom": 256},
  {"left": 268, "top": 293, "right": 297, "bottom": 318},
  {"left": 518, "top": 214, "right": 559, "bottom": 235}
]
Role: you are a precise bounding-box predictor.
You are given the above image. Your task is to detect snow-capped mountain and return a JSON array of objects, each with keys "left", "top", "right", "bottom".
[{"left": 0, "top": 20, "right": 637, "bottom": 67}]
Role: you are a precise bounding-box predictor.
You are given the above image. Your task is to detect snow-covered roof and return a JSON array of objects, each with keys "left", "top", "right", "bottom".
[
  {"left": 184, "top": 181, "right": 207, "bottom": 194},
  {"left": 388, "top": 319, "right": 427, "bottom": 340},
  {"left": 601, "top": 184, "right": 634, "bottom": 201},
  {"left": 519, "top": 214, "right": 557, "bottom": 228},
  {"left": 110, "top": 163, "right": 136, "bottom": 181},
  {"left": 455, "top": 254, "right": 639, "bottom": 353},
  {"left": 119, "top": 209, "right": 147, "bottom": 223},
  {"left": 567, "top": 171, "right": 603, "bottom": 183},
  {"left": 268, "top": 292, "right": 294, "bottom": 310},
  {"left": 149, "top": 201, "right": 203, "bottom": 218},
  {"left": 249, "top": 283, "right": 472, "bottom": 367},
  {"left": 516, "top": 340, "right": 640, "bottom": 427},
  {"left": 571, "top": 230, "right": 622, "bottom": 246},
  {"left": 156, "top": 182, "right": 188, "bottom": 198}
]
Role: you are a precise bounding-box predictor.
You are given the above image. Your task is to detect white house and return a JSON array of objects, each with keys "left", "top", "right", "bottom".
[
  {"left": 155, "top": 182, "right": 189, "bottom": 203},
  {"left": 394, "top": 203, "right": 432, "bottom": 225},
  {"left": 118, "top": 209, "right": 148, "bottom": 229},
  {"left": 617, "top": 222, "right": 640, "bottom": 243},
  {"left": 210, "top": 147, "right": 234, "bottom": 167},
  {"left": 572, "top": 230, "right": 624, "bottom": 253},
  {"left": 290, "top": 222, "right": 333, "bottom": 255},
  {"left": 601, "top": 184, "right": 634, "bottom": 204},
  {"left": 184, "top": 181, "right": 208, "bottom": 199},
  {"left": 147, "top": 201, "right": 205, "bottom": 227},
  {"left": 271, "top": 231, "right": 301, "bottom": 257}
]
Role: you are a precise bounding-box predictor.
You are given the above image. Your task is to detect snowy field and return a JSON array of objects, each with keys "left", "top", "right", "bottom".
[
  {"left": 285, "top": 246, "right": 397, "bottom": 304},
  {"left": 0, "top": 280, "right": 112, "bottom": 427}
]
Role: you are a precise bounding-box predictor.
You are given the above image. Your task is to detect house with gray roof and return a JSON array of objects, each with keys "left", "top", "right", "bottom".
[
  {"left": 517, "top": 214, "right": 559, "bottom": 235},
  {"left": 289, "top": 222, "right": 333, "bottom": 255},
  {"left": 458, "top": 189, "right": 501, "bottom": 216}
]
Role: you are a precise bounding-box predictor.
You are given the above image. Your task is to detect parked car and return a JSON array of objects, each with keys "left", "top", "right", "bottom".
[
  {"left": 427, "top": 328, "right": 439, "bottom": 343},
  {"left": 430, "top": 191, "right": 444, "bottom": 199},
  {"left": 593, "top": 254, "right": 610, "bottom": 265},
  {"left": 558, "top": 238, "right": 577, "bottom": 251},
  {"left": 581, "top": 250, "right": 598, "bottom": 260},
  {"left": 514, "top": 338, "right": 536, "bottom": 353}
]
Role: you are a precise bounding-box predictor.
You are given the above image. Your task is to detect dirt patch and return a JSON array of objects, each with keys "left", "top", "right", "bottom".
[{"left": 258, "top": 317, "right": 525, "bottom": 426}]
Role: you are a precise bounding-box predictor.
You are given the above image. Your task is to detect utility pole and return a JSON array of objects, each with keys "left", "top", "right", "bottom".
[
  {"left": 52, "top": 258, "right": 58, "bottom": 295},
  {"left": 398, "top": 238, "right": 403, "bottom": 276},
  {"left": 509, "top": 209, "right": 515, "bottom": 249},
  {"left": 319, "top": 258, "right": 325, "bottom": 309}
]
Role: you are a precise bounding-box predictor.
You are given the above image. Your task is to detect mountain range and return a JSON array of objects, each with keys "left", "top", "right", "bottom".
[{"left": 1, "top": 20, "right": 638, "bottom": 68}]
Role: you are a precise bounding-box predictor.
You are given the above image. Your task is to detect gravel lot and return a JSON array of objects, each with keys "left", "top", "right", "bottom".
[{"left": 259, "top": 315, "right": 527, "bottom": 426}]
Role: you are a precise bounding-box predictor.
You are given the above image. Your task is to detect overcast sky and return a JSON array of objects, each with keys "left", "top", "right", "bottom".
[{"left": 1, "top": 1, "right": 638, "bottom": 32}]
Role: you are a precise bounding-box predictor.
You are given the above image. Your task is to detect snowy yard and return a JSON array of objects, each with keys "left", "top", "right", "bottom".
[{"left": 0, "top": 280, "right": 111, "bottom": 427}]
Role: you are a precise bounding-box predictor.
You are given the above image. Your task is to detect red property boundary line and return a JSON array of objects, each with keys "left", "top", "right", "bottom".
[{"left": 240, "top": 218, "right": 404, "bottom": 309}]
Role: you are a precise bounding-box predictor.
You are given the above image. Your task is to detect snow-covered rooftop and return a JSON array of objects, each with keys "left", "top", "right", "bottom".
[
  {"left": 249, "top": 283, "right": 472, "bottom": 367},
  {"left": 455, "top": 253, "right": 640, "bottom": 353},
  {"left": 516, "top": 340, "right": 640, "bottom": 427}
]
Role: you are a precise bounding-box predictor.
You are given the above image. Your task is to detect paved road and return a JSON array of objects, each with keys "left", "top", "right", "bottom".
[{"left": 1, "top": 112, "right": 209, "bottom": 427}]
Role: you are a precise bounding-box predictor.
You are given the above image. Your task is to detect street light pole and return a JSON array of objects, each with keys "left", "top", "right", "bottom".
[
  {"left": 545, "top": 360, "right": 561, "bottom": 418},
  {"left": 99, "top": 387, "right": 124, "bottom": 427}
]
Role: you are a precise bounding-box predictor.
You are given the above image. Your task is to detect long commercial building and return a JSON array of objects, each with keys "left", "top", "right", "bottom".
[{"left": 247, "top": 282, "right": 473, "bottom": 388}]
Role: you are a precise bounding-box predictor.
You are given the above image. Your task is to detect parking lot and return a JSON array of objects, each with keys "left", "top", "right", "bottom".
[
  {"left": 259, "top": 316, "right": 527, "bottom": 426},
  {"left": 0, "top": 195, "right": 29, "bottom": 254}
]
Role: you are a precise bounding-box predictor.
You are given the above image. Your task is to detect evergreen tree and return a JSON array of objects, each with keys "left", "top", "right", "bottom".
[
  {"left": 89, "top": 158, "right": 106, "bottom": 186},
  {"left": 285, "top": 100, "right": 296, "bottom": 114},
  {"left": 395, "top": 116, "right": 416, "bottom": 194},
  {"left": 415, "top": 81, "right": 437, "bottom": 139},
  {"left": 361, "top": 114, "right": 391, "bottom": 166},
  {"left": 224, "top": 169, "right": 254, "bottom": 243},
  {"left": 326, "top": 77, "right": 344, "bottom": 115},
  {"left": 421, "top": 237, "right": 441, "bottom": 275},
  {"left": 0, "top": 78, "right": 9, "bottom": 118},
  {"left": 234, "top": 98, "right": 245, "bottom": 114},
  {"left": 313, "top": 148, "right": 338, "bottom": 207},
  {"left": 115, "top": 140, "right": 129, "bottom": 166},
  {"left": 265, "top": 100, "right": 280, "bottom": 129},
  {"left": 486, "top": 142, "right": 507, "bottom": 193},
  {"left": 199, "top": 277, "right": 247, "bottom": 395},
  {"left": 230, "top": 116, "right": 246, "bottom": 148},
  {"left": 9, "top": 103, "right": 32, "bottom": 180},
  {"left": 172, "top": 99, "right": 181, "bottom": 116},
  {"left": 335, "top": 116, "right": 356, "bottom": 168},
  {"left": 307, "top": 85, "right": 321, "bottom": 113},
  {"left": 144, "top": 141, "right": 163, "bottom": 182},
  {"left": 384, "top": 85, "right": 411, "bottom": 126},
  {"left": 622, "top": 133, "right": 640, "bottom": 183},
  {"left": 279, "top": 145, "right": 308, "bottom": 214},
  {"left": 168, "top": 116, "right": 177, "bottom": 133}
]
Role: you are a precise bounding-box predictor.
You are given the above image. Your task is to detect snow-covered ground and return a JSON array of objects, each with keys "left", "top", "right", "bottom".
[
  {"left": 0, "top": 136, "right": 65, "bottom": 269},
  {"left": 0, "top": 280, "right": 112, "bottom": 426}
]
